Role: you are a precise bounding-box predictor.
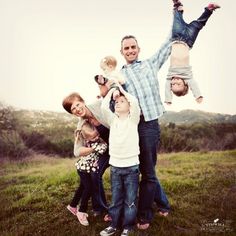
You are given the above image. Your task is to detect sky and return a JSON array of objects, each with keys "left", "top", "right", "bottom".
[{"left": 0, "top": 0, "right": 235, "bottom": 115}]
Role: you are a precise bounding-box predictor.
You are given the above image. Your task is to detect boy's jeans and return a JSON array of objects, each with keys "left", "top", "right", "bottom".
[
  {"left": 109, "top": 165, "right": 139, "bottom": 230},
  {"left": 172, "top": 8, "right": 213, "bottom": 48}
]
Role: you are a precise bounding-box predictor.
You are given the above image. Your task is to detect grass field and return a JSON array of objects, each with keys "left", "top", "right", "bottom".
[{"left": 0, "top": 150, "right": 236, "bottom": 236}]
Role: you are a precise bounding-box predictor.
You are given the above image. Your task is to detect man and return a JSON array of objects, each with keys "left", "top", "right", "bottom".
[{"left": 119, "top": 32, "right": 172, "bottom": 229}]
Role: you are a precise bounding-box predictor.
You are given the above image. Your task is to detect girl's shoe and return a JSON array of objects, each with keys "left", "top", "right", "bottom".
[
  {"left": 77, "top": 211, "right": 89, "bottom": 226},
  {"left": 207, "top": 3, "right": 221, "bottom": 11},
  {"left": 66, "top": 205, "right": 77, "bottom": 216}
]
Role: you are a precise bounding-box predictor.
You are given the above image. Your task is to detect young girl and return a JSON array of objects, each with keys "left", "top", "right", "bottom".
[
  {"left": 165, "top": 1, "right": 220, "bottom": 104},
  {"left": 67, "top": 121, "right": 108, "bottom": 226}
]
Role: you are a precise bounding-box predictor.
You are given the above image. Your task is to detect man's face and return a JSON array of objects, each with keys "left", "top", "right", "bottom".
[{"left": 120, "top": 38, "right": 140, "bottom": 64}]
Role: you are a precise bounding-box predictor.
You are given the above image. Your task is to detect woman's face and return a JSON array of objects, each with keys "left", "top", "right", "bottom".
[{"left": 71, "top": 100, "right": 87, "bottom": 117}]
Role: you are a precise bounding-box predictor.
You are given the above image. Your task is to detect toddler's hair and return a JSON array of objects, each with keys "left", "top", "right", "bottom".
[{"left": 100, "top": 56, "right": 117, "bottom": 69}]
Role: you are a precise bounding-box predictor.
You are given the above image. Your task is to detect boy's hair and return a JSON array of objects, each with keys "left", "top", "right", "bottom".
[
  {"left": 62, "top": 92, "right": 84, "bottom": 114},
  {"left": 172, "top": 82, "right": 189, "bottom": 97},
  {"left": 100, "top": 56, "right": 117, "bottom": 69}
]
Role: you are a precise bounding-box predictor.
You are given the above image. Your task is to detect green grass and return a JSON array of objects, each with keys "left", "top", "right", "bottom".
[{"left": 0, "top": 151, "right": 236, "bottom": 236}]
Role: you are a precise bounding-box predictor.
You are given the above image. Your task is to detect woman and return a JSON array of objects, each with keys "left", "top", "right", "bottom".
[{"left": 62, "top": 88, "right": 110, "bottom": 222}]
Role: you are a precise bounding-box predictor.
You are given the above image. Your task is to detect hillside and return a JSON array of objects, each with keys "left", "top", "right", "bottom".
[
  {"left": 1, "top": 106, "right": 236, "bottom": 158},
  {"left": 14, "top": 109, "right": 236, "bottom": 125},
  {"left": 160, "top": 109, "right": 236, "bottom": 124}
]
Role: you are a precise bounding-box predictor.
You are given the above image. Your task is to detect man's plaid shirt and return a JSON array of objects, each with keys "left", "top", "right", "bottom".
[{"left": 121, "top": 36, "right": 172, "bottom": 122}]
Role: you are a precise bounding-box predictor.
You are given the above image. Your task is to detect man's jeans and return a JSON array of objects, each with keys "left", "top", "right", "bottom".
[
  {"left": 137, "top": 119, "right": 170, "bottom": 223},
  {"left": 109, "top": 165, "right": 139, "bottom": 230},
  {"left": 172, "top": 8, "right": 213, "bottom": 48}
]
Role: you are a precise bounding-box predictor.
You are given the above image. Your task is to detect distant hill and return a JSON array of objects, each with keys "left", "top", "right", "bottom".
[
  {"left": 1, "top": 105, "right": 236, "bottom": 157},
  {"left": 159, "top": 109, "right": 236, "bottom": 124},
  {"left": 13, "top": 108, "right": 236, "bottom": 126}
]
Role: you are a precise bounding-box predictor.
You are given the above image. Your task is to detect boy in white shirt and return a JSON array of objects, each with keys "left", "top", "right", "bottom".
[{"left": 100, "top": 85, "right": 140, "bottom": 236}]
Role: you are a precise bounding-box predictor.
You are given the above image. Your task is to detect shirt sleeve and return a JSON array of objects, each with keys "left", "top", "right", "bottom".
[
  {"left": 165, "top": 79, "right": 173, "bottom": 103},
  {"left": 122, "top": 90, "right": 140, "bottom": 124},
  {"left": 73, "top": 119, "right": 85, "bottom": 157},
  {"left": 188, "top": 79, "right": 202, "bottom": 99},
  {"left": 149, "top": 32, "right": 172, "bottom": 71},
  {"left": 73, "top": 137, "right": 83, "bottom": 157},
  {"left": 101, "top": 89, "right": 116, "bottom": 126}
]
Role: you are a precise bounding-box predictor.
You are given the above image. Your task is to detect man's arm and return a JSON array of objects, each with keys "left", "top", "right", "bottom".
[{"left": 149, "top": 32, "right": 172, "bottom": 71}]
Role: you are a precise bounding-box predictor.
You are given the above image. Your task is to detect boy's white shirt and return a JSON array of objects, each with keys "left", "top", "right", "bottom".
[{"left": 101, "top": 88, "right": 140, "bottom": 167}]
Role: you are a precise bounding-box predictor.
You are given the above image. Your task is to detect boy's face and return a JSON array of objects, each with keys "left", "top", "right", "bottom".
[
  {"left": 120, "top": 38, "right": 140, "bottom": 64},
  {"left": 171, "top": 77, "right": 185, "bottom": 93},
  {"left": 114, "top": 95, "right": 130, "bottom": 114},
  {"left": 71, "top": 99, "right": 86, "bottom": 117}
]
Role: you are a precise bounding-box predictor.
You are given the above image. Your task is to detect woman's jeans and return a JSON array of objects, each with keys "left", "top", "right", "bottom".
[
  {"left": 137, "top": 119, "right": 170, "bottom": 223},
  {"left": 91, "top": 152, "right": 110, "bottom": 213},
  {"left": 172, "top": 8, "right": 213, "bottom": 48},
  {"left": 109, "top": 165, "right": 139, "bottom": 230}
]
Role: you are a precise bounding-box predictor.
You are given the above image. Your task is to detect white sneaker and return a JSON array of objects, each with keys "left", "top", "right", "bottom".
[
  {"left": 100, "top": 226, "right": 117, "bottom": 236},
  {"left": 121, "top": 229, "right": 130, "bottom": 236},
  {"left": 76, "top": 211, "right": 89, "bottom": 226}
]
